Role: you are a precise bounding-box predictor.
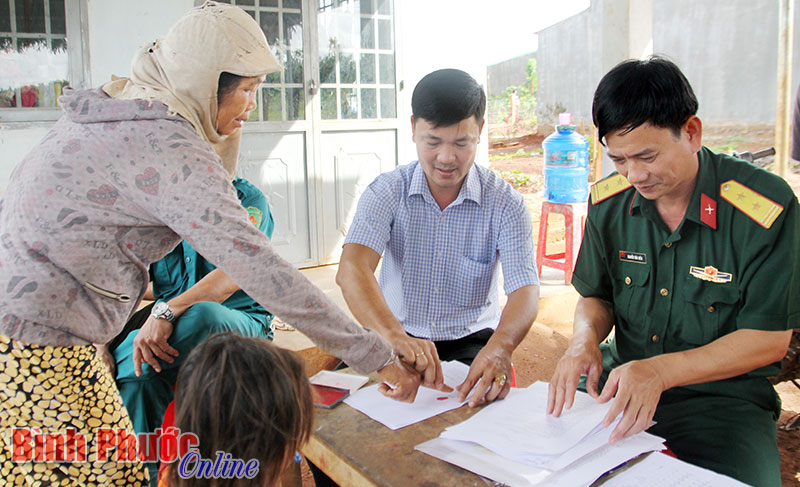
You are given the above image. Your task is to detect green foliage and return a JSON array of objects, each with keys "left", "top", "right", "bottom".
[
  {"left": 526, "top": 58, "right": 537, "bottom": 94},
  {"left": 709, "top": 136, "right": 745, "bottom": 154},
  {"left": 489, "top": 148, "right": 534, "bottom": 161},
  {"left": 492, "top": 169, "right": 532, "bottom": 187},
  {"left": 487, "top": 58, "right": 538, "bottom": 127}
]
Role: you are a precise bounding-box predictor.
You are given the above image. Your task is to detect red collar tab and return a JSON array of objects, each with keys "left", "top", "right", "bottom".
[{"left": 700, "top": 193, "right": 717, "bottom": 229}]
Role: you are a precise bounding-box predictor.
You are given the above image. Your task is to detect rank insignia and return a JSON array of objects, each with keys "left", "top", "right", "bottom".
[
  {"left": 689, "top": 265, "right": 733, "bottom": 283},
  {"left": 720, "top": 180, "right": 783, "bottom": 229},
  {"left": 591, "top": 174, "right": 632, "bottom": 204},
  {"left": 700, "top": 193, "right": 717, "bottom": 229},
  {"left": 247, "top": 206, "right": 263, "bottom": 228},
  {"left": 619, "top": 250, "right": 647, "bottom": 264}
]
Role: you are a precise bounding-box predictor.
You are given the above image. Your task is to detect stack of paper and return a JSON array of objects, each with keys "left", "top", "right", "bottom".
[
  {"left": 601, "top": 451, "right": 750, "bottom": 486},
  {"left": 416, "top": 382, "right": 666, "bottom": 487},
  {"left": 344, "top": 361, "right": 471, "bottom": 430},
  {"left": 309, "top": 370, "right": 369, "bottom": 394}
]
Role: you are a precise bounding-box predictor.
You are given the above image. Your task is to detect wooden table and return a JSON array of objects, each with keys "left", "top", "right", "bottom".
[
  {"left": 301, "top": 374, "right": 492, "bottom": 487},
  {"left": 300, "top": 322, "right": 571, "bottom": 486}
]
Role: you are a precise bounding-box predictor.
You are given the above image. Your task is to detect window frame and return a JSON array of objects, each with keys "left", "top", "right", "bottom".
[{"left": 0, "top": 0, "right": 90, "bottom": 122}]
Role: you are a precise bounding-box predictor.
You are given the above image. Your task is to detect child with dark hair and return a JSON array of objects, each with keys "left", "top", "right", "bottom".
[{"left": 163, "top": 333, "right": 313, "bottom": 487}]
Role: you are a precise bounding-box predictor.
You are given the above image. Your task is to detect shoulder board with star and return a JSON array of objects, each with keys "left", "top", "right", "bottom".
[
  {"left": 719, "top": 179, "right": 783, "bottom": 229},
  {"left": 590, "top": 174, "right": 632, "bottom": 204}
]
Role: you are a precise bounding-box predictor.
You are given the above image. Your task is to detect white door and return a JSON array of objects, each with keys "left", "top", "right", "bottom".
[{"left": 234, "top": 0, "right": 400, "bottom": 267}]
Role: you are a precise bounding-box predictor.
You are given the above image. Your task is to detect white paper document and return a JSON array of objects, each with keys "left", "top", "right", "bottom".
[
  {"left": 441, "top": 381, "right": 613, "bottom": 456},
  {"left": 415, "top": 437, "right": 551, "bottom": 487},
  {"left": 418, "top": 382, "right": 666, "bottom": 487},
  {"left": 602, "top": 452, "right": 750, "bottom": 487},
  {"left": 309, "top": 370, "right": 369, "bottom": 394},
  {"left": 416, "top": 434, "right": 664, "bottom": 487},
  {"left": 344, "top": 360, "right": 471, "bottom": 430}
]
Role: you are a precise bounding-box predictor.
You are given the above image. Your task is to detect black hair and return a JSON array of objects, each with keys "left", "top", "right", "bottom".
[
  {"left": 592, "top": 55, "right": 698, "bottom": 145},
  {"left": 217, "top": 71, "right": 243, "bottom": 105},
  {"left": 411, "top": 69, "right": 486, "bottom": 127},
  {"left": 168, "top": 333, "right": 313, "bottom": 487}
]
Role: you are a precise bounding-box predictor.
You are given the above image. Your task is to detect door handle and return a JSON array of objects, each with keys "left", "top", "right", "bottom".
[{"left": 309, "top": 79, "right": 318, "bottom": 95}]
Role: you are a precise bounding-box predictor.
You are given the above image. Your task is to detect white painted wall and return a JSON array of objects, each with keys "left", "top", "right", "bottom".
[
  {"left": 86, "top": 0, "right": 192, "bottom": 86},
  {"left": 395, "top": 0, "right": 490, "bottom": 167}
]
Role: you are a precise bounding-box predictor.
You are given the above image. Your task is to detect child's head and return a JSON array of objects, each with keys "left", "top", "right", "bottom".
[{"left": 168, "top": 333, "right": 314, "bottom": 487}]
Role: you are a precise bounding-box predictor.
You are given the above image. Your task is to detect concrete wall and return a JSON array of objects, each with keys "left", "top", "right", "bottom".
[
  {"left": 537, "top": 0, "right": 800, "bottom": 128},
  {"left": 653, "top": 0, "right": 800, "bottom": 124},
  {"left": 487, "top": 52, "right": 536, "bottom": 97},
  {"left": 536, "top": 6, "right": 599, "bottom": 129}
]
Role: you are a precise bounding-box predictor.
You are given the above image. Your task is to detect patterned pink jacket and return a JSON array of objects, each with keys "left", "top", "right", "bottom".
[{"left": 0, "top": 88, "right": 390, "bottom": 373}]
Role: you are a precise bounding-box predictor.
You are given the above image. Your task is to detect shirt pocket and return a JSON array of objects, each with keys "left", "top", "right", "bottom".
[
  {"left": 680, "top": 276, "right": 740, "bottom": 345},
  {"left": 611, "top": 264, "right": 651, "bottom": 323},
  {"left": 447, "top": 256, "right": 494, "bottom": 308}
]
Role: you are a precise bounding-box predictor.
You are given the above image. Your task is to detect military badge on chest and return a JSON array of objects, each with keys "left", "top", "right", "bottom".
[
  {"left": 619, "top": 251, "right": 647, "bottom": 264},
  {"left": 689, "top": 265, "right": 732, "bottom": 283}
]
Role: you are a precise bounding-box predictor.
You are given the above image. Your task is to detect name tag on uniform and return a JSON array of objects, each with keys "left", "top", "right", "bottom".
[
  {"left": 619, "top": 250, "right": 647, "bottom": 264},
  {"left": 689, "top": 265, "right": 733, "bottom": 283}
]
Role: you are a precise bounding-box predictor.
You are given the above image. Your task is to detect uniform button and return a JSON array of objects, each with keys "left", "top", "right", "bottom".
[
  {"left": 651, "top": 334, "right": 660, "bottom": 343},
  {"left": 660, "top": 288, "right": 669, "bottom": 296},
  {"left": 707, "top": 305, "right": 715, "bottom": 313},
  {"left": 625, "top": 276, "right": 632, "bottom": 285},
  {"left": 664, "top": 242, "right": 672, "bottom": 248}
]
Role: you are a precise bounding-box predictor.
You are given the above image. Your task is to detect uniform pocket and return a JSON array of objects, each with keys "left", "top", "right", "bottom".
[
  {"left": 680, "top": 276, "right": 740, "bottom": 345},
  {"left": 611, "top": 264, "right": 650, "bottom": 323},
  {"left": 447, "top": 256, "right": 495, "bottom": 308}
]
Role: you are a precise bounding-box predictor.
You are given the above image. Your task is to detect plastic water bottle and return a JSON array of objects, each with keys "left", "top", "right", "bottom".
[{"left": 542, "top": 113, "right": 589, "bottom": 203}]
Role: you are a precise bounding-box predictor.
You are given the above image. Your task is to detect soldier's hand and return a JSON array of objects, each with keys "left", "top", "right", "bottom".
[
  {"left": 132, "top": 316, "right": 179, "bottom": 376},
  {"left": 547, "top": 339, "right": 603, "bottom": 417},
  {"left": 597, "top": 359, "right": 666, "bottom": 444},
  {"left": 377, "top": 357, "right": 423, "bottom": 402}
]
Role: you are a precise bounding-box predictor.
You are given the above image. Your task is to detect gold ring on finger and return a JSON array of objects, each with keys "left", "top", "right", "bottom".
[
  {"left": 494, "top": 373, "right": 507, "bottom": 387},
  {"left": 415, "top": 352, "right": 425, "bottom": 357}
]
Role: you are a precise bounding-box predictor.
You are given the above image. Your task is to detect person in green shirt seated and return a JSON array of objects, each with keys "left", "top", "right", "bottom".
[{"left": 547, "top": 56, "right": 800, "bottom": 487}]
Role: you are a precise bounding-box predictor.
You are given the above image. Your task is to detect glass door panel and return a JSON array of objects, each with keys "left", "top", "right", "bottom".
[
  {"left": 316, "top": 0, "right": 395, "bottom": 120},
  {"left": 225, "top": 0, "right": 306, "bottom": 122}
]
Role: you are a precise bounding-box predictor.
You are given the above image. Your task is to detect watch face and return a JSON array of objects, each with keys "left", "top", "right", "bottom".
[{"left": 153, "top": 302, "right": 168, "bottom": 315}]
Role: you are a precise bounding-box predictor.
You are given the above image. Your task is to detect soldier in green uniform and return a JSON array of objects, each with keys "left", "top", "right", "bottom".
[{"left": 546, "top": 56, "right": 800, "bottom": 486}]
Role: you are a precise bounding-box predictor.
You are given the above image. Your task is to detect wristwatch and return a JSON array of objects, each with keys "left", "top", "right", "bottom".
[{"left": 151, "top": 301, "right": 175, "bottom": 323}]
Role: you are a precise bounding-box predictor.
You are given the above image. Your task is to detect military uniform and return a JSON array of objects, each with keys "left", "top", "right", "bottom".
[{"left": 574, "top": 147, "right": 800, "bottom": 486}]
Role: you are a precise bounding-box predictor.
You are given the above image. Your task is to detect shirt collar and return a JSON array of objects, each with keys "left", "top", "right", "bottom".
[
  {"left": 629, "top": 147, "right": 717, "bottom": 230},
  {"left": 683, "top": 147, "right": 718, "bottom": 229},
  {"left": 408, "top": 161, "right": 482, "bottom": 207}
]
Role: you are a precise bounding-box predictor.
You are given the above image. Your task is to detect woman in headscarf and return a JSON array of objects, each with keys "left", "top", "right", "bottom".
[{"left": 0, "top": 3, "right": 418, "bottom": 485}]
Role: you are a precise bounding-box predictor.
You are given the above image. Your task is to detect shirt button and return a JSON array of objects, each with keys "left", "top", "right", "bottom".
[
  {"left": 707, "top": 305, "right": 716, "bottom": 313},
  {"left": 664, "top": 242, "right": 672, "bottom": 248},
  {"left": 438, "top": 252, "right": 443, "bottom": 258},
  {"left": 185, "top": 257, "right": 191, "bottom": 263},
  {"left": 433, "top": 287, "right": 438, "bottom": 293},
  {"left": 660, "top": 288, "right": 669, "bottom": 296},
  {"left": 431, "top": 322, "right": 436, "bottom": 328},
  {"left": 651, "top": 334, "right": 660, "bottom": 343},
  {"left": 625, "top": 276, "right": 632, "bottom": 285}
]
